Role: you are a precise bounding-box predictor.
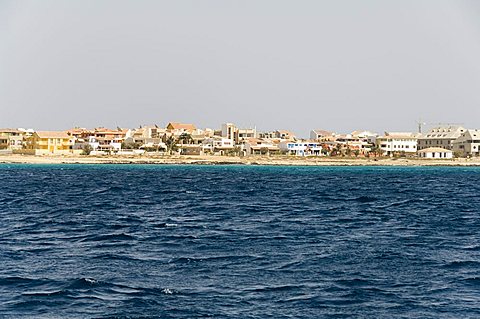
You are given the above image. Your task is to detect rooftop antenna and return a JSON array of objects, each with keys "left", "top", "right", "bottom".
[{"left": 416, "top": 119, "right": 426, "bottom": 134}]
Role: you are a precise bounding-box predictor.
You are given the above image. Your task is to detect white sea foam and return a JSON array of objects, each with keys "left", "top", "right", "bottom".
[{"left": 162, "top": 288, "right": 173, "bottom": 294}]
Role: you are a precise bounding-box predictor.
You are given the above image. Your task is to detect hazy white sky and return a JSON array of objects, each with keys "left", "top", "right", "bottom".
[{"left": 1, "top": 0, "right": 480, "bottom": 136}]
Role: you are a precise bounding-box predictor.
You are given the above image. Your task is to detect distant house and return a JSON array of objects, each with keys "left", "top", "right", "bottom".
[
  {"left": 123, "top": 125, "right": 166, "bottom": 150},
  {"left": 221, "top": 123, "right": 256, "bottom": 144},
  {"left": 417, "top": 147, "right": 453, "bottom": 159},
  {"left": 88, "top": 127, "right": 128, "bottom": 152},
  {"left": 279, "top": 140, "right": 323, "bottom": 156},
  {"left": 0, "top": 129, "right": 24, "bottom": 150},
  {"left": 202, "top": 136, "right": 235, "bottom": 155},
  {"left": 417, "top": 126, "right": 465, "bottom": 151},
  {"left": 452, "top": 129, "right": 480, "bottom": 157},
  {"left": 310, "top": 129, "right": 335, "bottom": 141},
  {"left": 334, "top": 133, "right": 372, "bottom": 154},
  {"left": 243, "top": 138, "right": 279, "bottom": 156},
  {"left": 166, "top": 122, "right": 197, "bottom": 135},
  {"left": 376, "top": 132, "right": 419, "bottom": 156},
  {"left": 258, "top": 130, "right": 295, "bottom": 141},
  {"left": 25, "top": 131, "right": 73, "bottom": 155},
  {"left": 275, "top": 130, "right": 295, "bottom": 140},
  {"left": 237, "top": 128, "right": 256, "bottom": 141},
  {"left": 221, "top": 123, "right": 238, "bottom": 141}
]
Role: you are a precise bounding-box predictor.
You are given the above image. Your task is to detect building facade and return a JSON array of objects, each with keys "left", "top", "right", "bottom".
[
  {"left": 0, "top": 129, "right": 24, "bottom": 150},
  {"left": 279, "top": 140, "right": 323, "bottom": 156},
  {"left": 417, "top": 147, "right": 453, "bottom": 159},
  {"left": 376, "top": 132, "right": 418, "bottom": 156},
  {"left": 417, "top": 126, "right": 465, "bottom": 150},
  {"left": 452, "top": 129, "right": 480, "bottom": 157},
  {"left": 26, "top": 131, "right": 73, "bottom": 155}
]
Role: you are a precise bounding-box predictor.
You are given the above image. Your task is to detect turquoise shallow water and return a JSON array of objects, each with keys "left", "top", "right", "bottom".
[{"left": 1, "top": 165, "right": 480, "bottom": 318}]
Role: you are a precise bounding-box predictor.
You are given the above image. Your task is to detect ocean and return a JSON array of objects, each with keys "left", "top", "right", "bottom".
[{"left": 1, "top": 164, "right": 480, "bottom": 318}]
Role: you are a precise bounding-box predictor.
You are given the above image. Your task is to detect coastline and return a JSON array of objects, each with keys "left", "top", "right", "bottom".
[{"left": 1, "top": 154, "right": 480, "bottom": 166}]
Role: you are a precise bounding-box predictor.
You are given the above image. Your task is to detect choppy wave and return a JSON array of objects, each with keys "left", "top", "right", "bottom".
[{"left": 1, "top": 164, "right": 480, "bottom": 318}]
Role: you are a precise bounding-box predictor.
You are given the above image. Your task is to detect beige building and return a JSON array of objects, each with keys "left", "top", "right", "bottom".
[
  {"left": 244, "top": 138, "right": 279, "bottom": 156},
  {"left": 452, "top": 129, "right": 480, "bottom": 157},
  {"left": 310, "top": 129, "right": 336, "bottom": 141},
  {"left": 0, "top": 129, "right": 24, "bottom": 150},
  {"left": 417, "top": 126, "right": 465, "bottom": 151},
  {"left": 166, "top": 122, "right": 197, "bottom": 135},
  {"left": 221, "top": 123, "right": 256, "bottom": 144}
]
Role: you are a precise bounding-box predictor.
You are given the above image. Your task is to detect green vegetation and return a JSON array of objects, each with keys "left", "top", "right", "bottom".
[{"left": 81, "top": 144, "right": 93, "bottom": 155}]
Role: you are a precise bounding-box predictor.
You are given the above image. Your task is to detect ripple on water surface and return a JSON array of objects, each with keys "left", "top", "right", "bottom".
[{"left": 1, "top": 165, "right": 480, "bottom": 318}]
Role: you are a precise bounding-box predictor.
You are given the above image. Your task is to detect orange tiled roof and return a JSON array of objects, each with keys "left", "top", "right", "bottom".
[{"left": 167, "top": 122, "right": 197, "bottom": 131}]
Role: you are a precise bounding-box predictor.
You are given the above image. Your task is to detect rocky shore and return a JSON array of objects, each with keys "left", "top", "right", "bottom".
[{"left": 1, "top": 154, "right": 480, "bottom": 166}]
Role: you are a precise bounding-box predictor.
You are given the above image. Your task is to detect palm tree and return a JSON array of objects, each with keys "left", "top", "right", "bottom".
[
  {"left": 369, "top": 145, "right": 382, "bottom": 157},
  {"left": 165, "top": 136, "right": 178, "bottom": 155},
  {"left": 345, "top": 146, "right": 352, "bottom": 157},
  {"left": 321, "top": 144, "right": 329, "bottom": 156},
  {"left": 178, "top": 133, "right": 193, "bottom": 145}
]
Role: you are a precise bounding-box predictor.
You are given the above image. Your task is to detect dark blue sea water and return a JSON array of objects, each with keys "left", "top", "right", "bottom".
[{"left": 1, "top": 164, "right": 480, "bottom": 318}]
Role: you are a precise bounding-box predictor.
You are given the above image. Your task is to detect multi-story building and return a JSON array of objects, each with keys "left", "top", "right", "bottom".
[
  {"left": 88, "top": 127, "right": 129, "bottom": 152},
  {"left": 452, "top": 129, "right": 480, "bottom": 157},
  {"left": 237, "top": 128, "right": 256, "bottom": 141},
  {"left": 221, "top": 123, "right": 256, "bottom": 144},
  {"left": 259, "top": 130, "right": 296, "bottom": 140},
  {"left": 0, "top": 129, "right": 24, "bottom": 150},
  {"left": 417, "top": 125, "right": 465, "bottom": 151},
  {"left": 25, "top": 131, "right": 73, "bottom": 155},
  {"left": 166, "top": 122, "right": 197, "bottom": 135},
  {"left": 376, "top": 132, "right": 419, "bottom": 156},
  {"left": 310, "top": 129, "right": 336, "bottom": 141},
  {"left": 202, "top": 136, "right": 235, "bottom": 155},
  {"left": 279, "top": 140, "right": 324, "bottom": 156},
  {"left": 221, "top": 123, "right": 237, "bottom": 141}
]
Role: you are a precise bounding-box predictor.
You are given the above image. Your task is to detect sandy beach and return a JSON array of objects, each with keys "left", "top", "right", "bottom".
[{"left": 1, "top": 154, "right": 480, "bottom": 166}]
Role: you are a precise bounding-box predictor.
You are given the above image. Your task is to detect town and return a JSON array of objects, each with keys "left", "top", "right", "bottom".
[{"left": 0, "top": 122, "right": 479, "bottom": 159}]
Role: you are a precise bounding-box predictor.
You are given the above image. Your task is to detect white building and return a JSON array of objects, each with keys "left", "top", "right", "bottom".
[
  {"left": 417, "top": 147, "right": 453, "bottom": 159},
  {"left": 376, "top": 132, "right": 419, "bottom": 156},
  {"left": 279, "top": 140, "right": 323, "bottom": 156},
  {"left": 221, "top": 123, "right": 237, "bottom": 141},
  {"left": 202, "top": 136, "right": 235, "bottom": 154}
]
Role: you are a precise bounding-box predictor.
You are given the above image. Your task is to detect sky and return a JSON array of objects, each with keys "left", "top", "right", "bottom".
[{"left": 1, "top": 0, "right": 480, "bottom": 137}]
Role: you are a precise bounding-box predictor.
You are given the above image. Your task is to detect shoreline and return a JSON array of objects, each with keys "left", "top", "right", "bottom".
[{"left": 1, "top": 154, "right": 480, "bottom": 167}]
